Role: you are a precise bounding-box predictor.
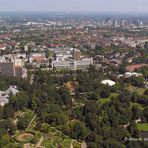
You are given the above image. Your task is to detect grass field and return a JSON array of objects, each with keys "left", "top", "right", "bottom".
[
  {"left": 130, "top": 102, "right": 144, "bottom": 110},
  {"left": 24, "top": 110, "right": 36, "bottom": 131},
  {"left": 73, "top": 141, "right": 81, "bottom": 148},
  {"left": 43, "top": 139, "right": 55, "bottom": 148},
  {"left": 99, "top": 93, "right": 118, "bottom": 104},
  {"left": 41, "top": 124, "right": 73, "bottom": 148},
  {"left": 43, "top": 125, "right": 82, "bottom": 148},
  {"left": 24, "top": 110, "right": 35, "bottom": 121},
  {"left": 61, "top": 138, "right": 72, "bottom": 148},
  {"left": 127, "top": 85, "right": 145, "bottom": 95},
  {"left": 137, "top": 123, "right": 148, "bottom": 131},
  {"left": 99, "top": 98, "right": 110, "bottom": 104}
]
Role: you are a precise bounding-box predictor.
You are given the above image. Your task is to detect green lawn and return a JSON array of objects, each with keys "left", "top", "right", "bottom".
[
  {"left": 42, "top": 133, "right": 72, "bottom": 148},
  {"left": 61, "top": 138, "right": 72, "bottom": 148},
  {"left": 99, "top": 93, "right": 118, "bottom": 104},
  {"left": 25, "top": 110, "right": 36, "bottom": 131},
  {"left": 73, "top": 141, "right": 81, "bottom": 148},
  {"left": 127, "top": 85, "right": 145, "bottom": 95},
  {"left": 137, "top": 123, "right": 148, "bottom": 131},
  {"left": 25, "top": 110, "right": 35, "bottom": 121},
  {"left": 99, "top": 98, "right": 110, "bottom": 104},
  {"left": 130, "top": 102, "right": 144, "bottom": 110},
  {"left": 41, "top": 124, "right": 74, "bottom": 148},
  {"left": 43, "top": 139, "right": 55, "bottom": 148}
]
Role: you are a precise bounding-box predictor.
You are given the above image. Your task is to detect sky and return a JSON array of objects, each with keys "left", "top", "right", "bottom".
[{"left": 0, "top": 0, "right": 148, "bottom": 12}]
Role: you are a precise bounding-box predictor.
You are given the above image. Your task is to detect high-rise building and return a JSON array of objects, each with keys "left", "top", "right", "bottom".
[
  {"left": 0, "top": 62, "right": 27, "bottom": 78},
  {"left": 0, "top": 63, "right": 15, "bottom": 77}
]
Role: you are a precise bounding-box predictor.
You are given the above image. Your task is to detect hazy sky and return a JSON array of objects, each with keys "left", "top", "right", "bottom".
[{"left": 0, "top": 0, "right": 147, "bottom": 12}]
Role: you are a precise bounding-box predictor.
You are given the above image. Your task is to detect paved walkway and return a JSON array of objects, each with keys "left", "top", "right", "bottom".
[
  {"left": 70, "top": 139, "right": 73, "bottom": 148},
  {"left": 26, "top": 115, "right": 37, "bottom": 131},
  {"left": 35, "top": 136, "right": 44, "bottom": 148},
  {"left": 81, "top": 141, "right": 87, "bottom": 148}
]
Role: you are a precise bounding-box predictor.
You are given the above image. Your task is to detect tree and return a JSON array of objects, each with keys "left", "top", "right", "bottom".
[
  {"left": 70, "top": 121, "right": 88, "bottom": 140},
  {"left": 83, "top": 101, "right": 99, "bottom": 114},
  {"left": 110, "top": 128, "right": 131, "bottom": 141},
  {"left": 0, "top": 134, "right": 10, "bottom": 146},
  {"left": 103, "top": 138, "right": 125, "bottom": 148},
  {"left": 57, "top": 86, "right": 72, "bottom": 107},
  {"left": 88, "top": 142, "right": 97, "bottom": 148},
  {"left": 3, "top": 104, "right": 15, "bottom": 118},
  {"left": 62, "top": 125, "right": 71, "bottom": 135},
  {"left": 42, "top": 123, "right": 50, "bottom": 133},
  {"left": 128, "top": 121, "right": 140, "bottom": 138},
  {"left": 131, "top": 91, "right": 140, "bottom": 102},
  {"left": 86, "top": 131, "right": 101, "bottom": 143},
  {"left": 88, "top": 92, "right": 99, "bottom": 100},
  {"left": 10, "top": 91, "right": 29, "bottom": 110},
  {"left": 130, "top": 76, "right": 144, "bottom": 87},
  {"left": 144, "top": 42, "right": 148, "bottom": 49},
  {"left": 100, "top": 88, "right": 110, "bottom": 98},
  {"left": 144, "top": 89, "right": 148, "bottom": 96},
  {"left": 17, "top": 117, "right": 29, "bottom": 130},
  {"left": 71, "top": 107, "right": 83, "bottom": 120},
  {"left": 119, "top": 64, "right": 126, "bottom": 74},
  {"left": 131, "top": 105, "right": 142, "bottom": 120},
  {"left": 45, "top": 112, "right": 66, "bottom": 126},
  {"left": 143, "top": 107, "right": 148, "bottom": 122}
]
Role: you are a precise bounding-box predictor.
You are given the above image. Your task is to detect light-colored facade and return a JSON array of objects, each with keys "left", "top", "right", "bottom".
[{"left": 52, "top": 58, "right": 93, "bottom": 70}]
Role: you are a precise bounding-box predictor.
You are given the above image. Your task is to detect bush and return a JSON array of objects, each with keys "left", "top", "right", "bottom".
[{"left": 42, "top": 123, "right": 50, "bottom": 133}]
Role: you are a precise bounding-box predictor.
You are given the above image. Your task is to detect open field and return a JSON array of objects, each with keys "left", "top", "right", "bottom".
[{"left": 137, "top": 123, "right": 148, "bottom": 131}]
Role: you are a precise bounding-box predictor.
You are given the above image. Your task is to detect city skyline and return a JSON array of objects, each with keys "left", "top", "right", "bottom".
[{"left": 0, "top": 0, "right": 148, "bottom": 12}]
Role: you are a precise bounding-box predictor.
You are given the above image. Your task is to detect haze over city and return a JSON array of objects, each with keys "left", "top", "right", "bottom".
[
  {"left": 0, "top": 0, "right": 148, "bottom": 147},
  {"left": 0, "top": 0, "right": 148, "bottom": 12}
]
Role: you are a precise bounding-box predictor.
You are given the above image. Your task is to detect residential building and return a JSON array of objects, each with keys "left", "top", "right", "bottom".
[
  {"left": 0, "top": 61, "right": 27, "bottom": 78},
  {"left": 0, "top": 85, "right": 19, "bottom": 107},
  {"left": 52, "top": 58, "right": 93, "bottom": 70},
  {"left": 101, "top": 79, "right": 116, "bottom": 86},
  {"left": 0, "top": 43, "right": 6, "bottom": 50},
  {"left": 72, "top": 49, "right": 81, "bottom": 61}
]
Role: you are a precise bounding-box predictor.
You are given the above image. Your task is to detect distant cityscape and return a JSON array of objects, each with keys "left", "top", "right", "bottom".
[
  {"left": 0, "top": 13, "right": 148, "bottom": 78},
  {"left": 0, "top": 12, "right": 148, "bottom": 148}
]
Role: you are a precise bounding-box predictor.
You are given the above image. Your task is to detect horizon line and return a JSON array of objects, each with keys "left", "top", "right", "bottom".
[{"left": 1, "top": 10, "right": 148, "bottom": 13}]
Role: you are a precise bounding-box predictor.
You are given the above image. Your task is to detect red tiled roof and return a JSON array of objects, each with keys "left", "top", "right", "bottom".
[
  {"left": 0, "top": 34, "right": 12, "bottom": 39},
  {"left": 32, "top": 56, "right": 46, "bottom": 63},
  {"left": 0, "top": 43, "right": 6, "bottom": 48},
  {"left": 7, "top": 42, "right": 17, "bottom": 46},
  {"left": 126, "top": 64, "right": 148, "bottom": 72}
]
